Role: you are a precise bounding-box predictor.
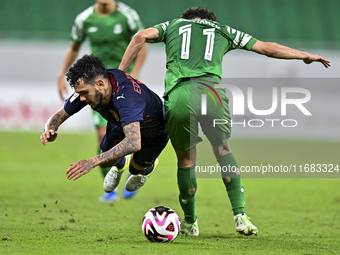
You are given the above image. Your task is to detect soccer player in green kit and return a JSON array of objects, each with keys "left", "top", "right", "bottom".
[
  {"left": 57, "top": 0, "right": 148, "bottom": 202},
  {"left": 119, "top": 7, "right": 330, "bottom": 236}
]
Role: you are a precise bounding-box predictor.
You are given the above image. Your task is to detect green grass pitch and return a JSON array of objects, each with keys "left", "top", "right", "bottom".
[{"left": 0, "top": 131, "right": 339, "bottom": 254}]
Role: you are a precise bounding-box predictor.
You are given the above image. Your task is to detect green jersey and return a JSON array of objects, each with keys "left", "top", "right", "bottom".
[
  {"left": 71, "top": 2, "right": 144, "bottom": 72},
  {"left": 153, "top": 18, "right": 257, "bottom": 96}
]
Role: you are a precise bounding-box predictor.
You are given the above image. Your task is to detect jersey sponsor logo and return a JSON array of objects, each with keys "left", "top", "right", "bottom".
[
  {"left": 88, "top": 26, "right": 98, "bottom": 33},
  {"left": 70, "top": 93, "right": 79, "bottom": 103},
  {"left": 113, "top": 24, "right": 122, "bottom": 34},
  {"left": 116, "top": 94, "right": 125, "bottom": 100}
]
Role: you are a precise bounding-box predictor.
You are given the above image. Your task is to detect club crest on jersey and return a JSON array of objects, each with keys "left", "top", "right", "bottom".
[
  {"left": 113, "top": 24, "right": 122, "bottom": 34},
  {"left": 88, "top": 26, "right": 98, "bottom": 33},
  {"left": 110, "top": 110, "right": 120, "bottom": 122}
]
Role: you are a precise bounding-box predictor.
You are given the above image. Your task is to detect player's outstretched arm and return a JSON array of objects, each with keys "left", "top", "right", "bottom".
[
  {"left": 119, "top": 27, "right": 159, "bottom": 73},
  {"left": 250, "top": 40, "right": 331, "bottom": 68},
  {"left": 40, "top": 107, "right": 70, "bottom": 145},
  {"left": 66, "top": 122, "right": 141, "bottom": 180}
]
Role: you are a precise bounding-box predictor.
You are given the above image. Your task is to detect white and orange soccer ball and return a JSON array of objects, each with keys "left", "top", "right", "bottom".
[{"left": 141, "top": 206, "right": 181, "bottom": 242}]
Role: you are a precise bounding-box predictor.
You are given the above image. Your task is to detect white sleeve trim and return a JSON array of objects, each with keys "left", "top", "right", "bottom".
[
  {"left": 160, "top": 21, "right": 169, "bottom": 42},
  {"left": 240, "top": 34, "right": 252, "bottom": 48},
  {"left": 117, "top": 2, "right": 143, "bottom": 32},
  {"left": 71, "top": 6, "right": 94, "bottom": 42}
]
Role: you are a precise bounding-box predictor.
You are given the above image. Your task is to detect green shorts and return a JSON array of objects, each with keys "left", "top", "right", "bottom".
[
  {"left": 164, "top": 77, "right": 231, "bottom": 152},
  {"left": 92, "top": 109, "right": 107, "bottom": 128}
]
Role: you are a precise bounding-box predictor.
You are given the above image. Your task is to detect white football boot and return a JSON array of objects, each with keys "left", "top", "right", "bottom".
[
  {"left": 125, "top": 159, "right": 158, "bottom": 191},
  {"left": 103, "top": 155, "right": 131, "bottom": 193},
  {"left": 234, "top": 214, "right": 258, "bottom": 235}
]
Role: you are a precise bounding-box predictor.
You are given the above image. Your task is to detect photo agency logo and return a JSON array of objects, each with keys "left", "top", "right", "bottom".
[
  {"left": 199, "top": 82, "right": 223, "bottom": 114},
  {"left": 194, "top": 78, "right": 340, "bottom": 179},
  {"left": 200, "top": 80, "right": 312, "bottom": 128}
]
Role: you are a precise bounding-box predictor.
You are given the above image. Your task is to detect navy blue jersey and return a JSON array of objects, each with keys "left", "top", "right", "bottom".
[{"left": 64, "top": 69, "right": 167, "bottom": 138}]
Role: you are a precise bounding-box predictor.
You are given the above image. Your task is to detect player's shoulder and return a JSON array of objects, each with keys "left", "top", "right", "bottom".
[
  {"left": 117, "top": 1, "right": 136, "bottom": 11},
  {"left": 74, "top": 5, "right": 95, "bottom": 24},
  {"left": 113, "top": 81, "right": 144, "bottom": 110},
  {"left": 107, "top": 69, "right": 138, "bottom": 89},
  {"left": 167, "top": 18, "right": 185, "bottom": 26},
  {"left": 107, "top": 69, "right": 127, "bottom": 81},
  {"left": 116, "top": 2, "right": 143, "bottom": 30},
  {"left": 116, "top": 1, "right": 139, "bottom": 17},
  {"left": 154, "top": 18, "right": 181, "bottom": 32}
]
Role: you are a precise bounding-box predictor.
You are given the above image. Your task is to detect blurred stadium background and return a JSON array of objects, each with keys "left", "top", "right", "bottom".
[
  {"left": 0, "top": 0, "right": 339, "bottom": 140},
  {"left": 0, "top": 3, "right": 339, "bottom": 253}
]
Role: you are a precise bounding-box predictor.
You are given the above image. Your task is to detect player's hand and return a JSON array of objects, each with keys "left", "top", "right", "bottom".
[
  {"left": 40, "top": 130, "right": 58, "bottom": 145},
  {"left": 66, "top": 159, "right": 95, "bottom": 180},
  {"left": 303, "top": 54, "right": 331, "bottom": 68},
  {"left": 58, "top": 75, "right": 68, "bottom": 101}
]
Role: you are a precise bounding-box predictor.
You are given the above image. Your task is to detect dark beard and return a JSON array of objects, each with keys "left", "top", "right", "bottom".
[{"left": 91, "top": 89, "right": 103, "bottom": 110}]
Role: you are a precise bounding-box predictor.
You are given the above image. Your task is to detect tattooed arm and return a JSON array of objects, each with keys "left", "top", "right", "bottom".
[
  {"left": 40, "top": 107, "right": 70, "bottom": 145},
  {"left": 66, "top": 121, "right": 141, "bottom": 180}
]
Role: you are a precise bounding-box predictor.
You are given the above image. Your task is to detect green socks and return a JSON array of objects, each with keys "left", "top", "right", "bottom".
[
  {"left": 217, "top": 153, "right": 245, "bottom": 215},
  {"left": 177, "top": 153, "right": 244, "bottom": 222},
  {"left": 177, "top": 165, "right": 197, "bottom": 224}
]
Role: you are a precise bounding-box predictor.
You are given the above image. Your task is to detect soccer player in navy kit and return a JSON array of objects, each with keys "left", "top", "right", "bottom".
[
  {"left": 41, "top": 54, "right": 168, "bottom": 192},
  {"left": 58, "top": 0, "right": 148, "bottom": 201}
]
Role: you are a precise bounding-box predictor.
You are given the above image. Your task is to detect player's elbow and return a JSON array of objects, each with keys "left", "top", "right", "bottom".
[
  {"left": 133, "top": 31, "right": 148, "bottom": 44},
  {"left": 70, "top": 42, "right": 81, "bottom": 52},
  {"left": 253, "top": 41, "right": 279, "bottom": 57},
  {"left": 131, "top": 140, "right": 142, "bottom": 152},
  {"left": 134, "top": 28, "right": 158, "bottom": 43},
  {"left": 126, "top": 137, "right": 141, "bottom": 154},
  {"left": 263, "top": 42, "right": 280, "bottom": 57}
]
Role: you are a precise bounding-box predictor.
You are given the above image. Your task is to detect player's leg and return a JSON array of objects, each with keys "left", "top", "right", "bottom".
[
  {"left": 124, "top": 134, "right": 168, "bottom": 191},
  {"left": 164, "top": 81, "right": 201, "bottom": 236},
  {"left": 211, "top": 142, "right": 258, "bottom": 235},
  {"left": 175, "top": 148, "right": 199, "bottom": 237},
  {"left": 200, "top": 82, "right": 258, "bottom": 235}
]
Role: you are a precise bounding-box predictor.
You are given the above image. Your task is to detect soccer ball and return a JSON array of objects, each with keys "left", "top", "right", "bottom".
[{"left": 141, "top": 206, "right": 181, "bottom": 242}]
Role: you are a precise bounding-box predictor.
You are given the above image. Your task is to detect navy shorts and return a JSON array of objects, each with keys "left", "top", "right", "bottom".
[{"left": 100, "top": 122, "right": 169, "bottom": 167}]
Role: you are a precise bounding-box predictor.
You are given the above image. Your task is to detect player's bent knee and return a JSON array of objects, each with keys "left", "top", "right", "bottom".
[
  {"left": 224, "top": 176, "right": 231, "bottom": 183},
  {"left": 188, "top": 188, "right": 196, "bottom": 194}
]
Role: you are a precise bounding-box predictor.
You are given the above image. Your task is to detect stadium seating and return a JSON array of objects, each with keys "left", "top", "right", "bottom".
[{"left": 0, "top": 0, "right": 338, "bottom": 49}]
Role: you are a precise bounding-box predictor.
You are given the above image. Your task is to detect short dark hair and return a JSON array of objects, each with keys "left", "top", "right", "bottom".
[
  {"left": 181, "top": 6, "right": 217, "bottom": 21},
  {"left": 66, "top": 54, "right": 107, "bottom": 88}
]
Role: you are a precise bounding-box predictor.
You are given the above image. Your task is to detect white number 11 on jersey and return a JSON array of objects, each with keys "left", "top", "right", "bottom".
[{"left": 179, "top": 24, "right": 215, "bottom": 61}]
